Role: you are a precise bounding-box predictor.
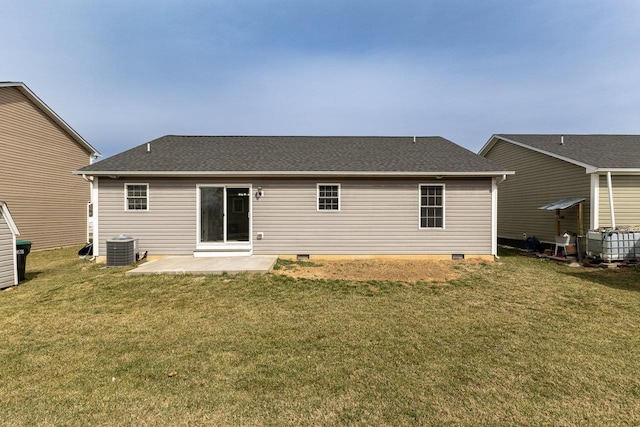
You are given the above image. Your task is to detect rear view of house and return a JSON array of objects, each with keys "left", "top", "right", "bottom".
[
  {"left": 76, "top": 136, "right": 513, "bottom": 261},
  {"left": 0, "top": 82, "right": 100, "bottom": 250},
  {"left": 0, "top": 201, "right": 20, "bottom": 289}
]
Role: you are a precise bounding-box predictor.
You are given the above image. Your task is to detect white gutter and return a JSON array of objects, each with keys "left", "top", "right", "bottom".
[
  {"left": 74, "top": 170, "right": 516, "bottom": 178},
  {"left": 606, "top": 171, "right": 616, "bottom": 228},
  {"left": 593, "top": 168, "right": 640, "bottom": 175}
]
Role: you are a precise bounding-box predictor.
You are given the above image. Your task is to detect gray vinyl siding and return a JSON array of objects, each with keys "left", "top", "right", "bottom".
[
  {"left": 483, "top": 140, "right": 590, "bottom": 243},
  {"left": 252, "top": 178, "right": 492, "bottom": 255},
  {"left": 96, "top": 177, "right": 494, "bottom": 256},
  {"left": 97, "top": 177, "right": 204, "bottom": 256},
  {"left": 598, "top": 175, "right": 640, "bottom": 227},
  {"left": 0, "top": 213, "right": 15, "bottom": 288},
  {"left": 0, "top": 87, "right": 92, "bottom": 250}
]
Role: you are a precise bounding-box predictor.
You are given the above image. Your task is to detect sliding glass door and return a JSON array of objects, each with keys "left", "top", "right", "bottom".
[{"left": 198, "top": 186, "right": 251, "bottom": 248}]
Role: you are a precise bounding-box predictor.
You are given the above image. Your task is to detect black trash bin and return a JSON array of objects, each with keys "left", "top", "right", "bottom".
[{"left": 16, "top": 240, "right": 32, "bottom": 283}]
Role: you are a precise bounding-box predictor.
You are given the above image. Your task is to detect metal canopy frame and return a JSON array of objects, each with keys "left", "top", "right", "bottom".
[{"left": 538, "top": 197, "right": 586, "bottom": 237}]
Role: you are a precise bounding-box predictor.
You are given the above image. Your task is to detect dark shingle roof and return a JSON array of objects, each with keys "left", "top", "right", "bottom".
[
  {"left": 77, "top": 135, "right": 509, "bottom": 176},
  {"left": 494, "top": 134, "right": 640, "bottom": 169}
]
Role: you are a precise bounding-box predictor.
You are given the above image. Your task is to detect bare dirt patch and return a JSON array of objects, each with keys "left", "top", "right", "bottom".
[{"left": 272, "top": 258, "right": 488, "bottom": 283}]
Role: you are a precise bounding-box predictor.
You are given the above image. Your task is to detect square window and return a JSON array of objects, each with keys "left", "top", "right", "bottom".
[
  {"left": 125, "top": 184, "right": 148, "bottom": 211},
  {"left": 318, "top": 184, "right": 340, "bottom": 211}
]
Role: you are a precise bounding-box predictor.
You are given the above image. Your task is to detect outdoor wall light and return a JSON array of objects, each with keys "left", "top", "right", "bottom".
[{"left": 256, "top": 187, "right": 264, "bottom": 198}]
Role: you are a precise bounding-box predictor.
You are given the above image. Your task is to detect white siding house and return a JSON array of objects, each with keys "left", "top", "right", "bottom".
[
  {"left": 77, "top": 136, "right": 513, "bottom": 260},
  {"left": 0, "top": 202, "right": 20, "bottom": 289}
]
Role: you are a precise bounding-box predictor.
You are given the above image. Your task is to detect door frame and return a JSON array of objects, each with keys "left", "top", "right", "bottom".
[{"left": 195, "top": 184, "right": 252, "bottom": 255}]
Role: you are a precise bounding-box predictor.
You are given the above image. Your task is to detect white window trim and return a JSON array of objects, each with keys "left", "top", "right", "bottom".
[
  {"left": 419, "top": 183, "right": 445, "bottom": 230},
  {"left": 124, "top": 183, "right": 149, "bottom": 211},
  {"left": 317, "top": 183, "right": 341, "bottom": 212}
]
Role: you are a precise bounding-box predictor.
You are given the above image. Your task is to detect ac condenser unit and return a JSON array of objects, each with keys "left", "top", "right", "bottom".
[{"left": 106, "top": 235, "right": 138, "bottom": 267}]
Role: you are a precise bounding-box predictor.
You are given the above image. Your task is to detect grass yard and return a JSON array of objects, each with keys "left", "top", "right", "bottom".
[{"left": 1, "top": 248, "right": 640, "bottom": 426}]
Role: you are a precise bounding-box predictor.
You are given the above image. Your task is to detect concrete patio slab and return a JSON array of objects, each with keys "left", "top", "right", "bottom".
[{"left": 125, "top": 255, "right": 278, "bottom": 276}]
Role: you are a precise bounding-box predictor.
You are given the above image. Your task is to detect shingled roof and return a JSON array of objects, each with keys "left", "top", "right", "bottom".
[
  {"left": 481, "top": 134, "right": 640, "bottom": 170},
  {"left": 76, "top": 135, "right": 510, "bottom": 177}
]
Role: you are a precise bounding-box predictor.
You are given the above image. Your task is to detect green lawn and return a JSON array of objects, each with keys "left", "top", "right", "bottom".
[{"left": 1, "top": 247, "right": 640, "bottom": 426}]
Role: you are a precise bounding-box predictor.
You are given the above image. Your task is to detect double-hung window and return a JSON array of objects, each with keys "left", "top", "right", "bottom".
[
  {"left": 420, "top": 184, "right": 444, "bottom": 228},
  {"left": 125, "top": 183, "right": 149, "bottom": 211},
  {"left": 317, "top": 184, "right": 340, "bottom": 211}
]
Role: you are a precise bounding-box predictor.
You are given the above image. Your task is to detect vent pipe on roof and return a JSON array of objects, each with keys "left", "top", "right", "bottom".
[
  {"left": 560, "top": 135, "right": 564, "bottom": 145},
  {"left": 413, "top": 136, "right": 416, "bottom": 144},
  {"left": 147, "top": 143, "right": 151, "bottom": 153}
]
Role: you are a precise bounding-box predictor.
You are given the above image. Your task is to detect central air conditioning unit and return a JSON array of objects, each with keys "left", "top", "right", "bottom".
[{"left": 106, "top": 235, "right": 139, "bottom": 267}]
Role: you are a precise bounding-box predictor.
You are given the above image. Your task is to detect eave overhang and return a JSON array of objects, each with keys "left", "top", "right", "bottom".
[
  {"left": 74, "top": 170, "right": 515, "bottom": 178},
  {"left": 589, "top": 168, "right": 640, "bottom": 175},
  {"left": 0, "top": 202, "right": 20, "bottom": 236}
]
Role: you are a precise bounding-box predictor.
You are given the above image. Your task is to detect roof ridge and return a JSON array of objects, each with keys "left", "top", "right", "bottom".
[{"left": 161, "top": 135, "right": 444, "bottom": 139}]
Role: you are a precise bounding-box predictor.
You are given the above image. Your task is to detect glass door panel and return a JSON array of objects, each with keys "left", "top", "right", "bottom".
[
  {"left": 200, "top": 187, "right": 224, "bottom": 242},
  {"left": 226, "top": 187, "right": 250, "bottom": 242}
]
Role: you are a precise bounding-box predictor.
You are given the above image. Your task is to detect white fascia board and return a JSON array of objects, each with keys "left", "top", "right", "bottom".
[
  {"left": 74, "top": 170, "right": 515, "bottom": 178},
  {"left": 0, "top": 202, "right": 20, "bottom": 236},
  {"left": 590, "top": 168, "right": 640, "bottom": 175},
  {"left": 478, "top": 134, "right": 500, "bottom": 156},
  {"left": 481, "top": 135, "right": 595, "bottom": 171},
  {"left": 1, "top": 82, "right": 101, "bottom": 157}
]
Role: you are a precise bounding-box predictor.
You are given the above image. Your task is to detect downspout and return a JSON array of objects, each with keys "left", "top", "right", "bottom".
[
  {"left": 606, "top": 171, "right": 616, "bottom": 229},
  {"left": 492, "top": 175, "right": 507, "bottom": 258},
  {"left": 590, "top": 173, "right": 599, "bottom": 230}
]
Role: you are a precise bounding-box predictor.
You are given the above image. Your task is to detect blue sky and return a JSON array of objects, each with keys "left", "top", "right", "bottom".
[{"left": 2, "top": 0, "right": 640, "bottom": 158}]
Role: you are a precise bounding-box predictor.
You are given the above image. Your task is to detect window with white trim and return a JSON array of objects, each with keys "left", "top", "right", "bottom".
[
  {"left": 420, "top": 184, "right": 444, "bottom": 228},
  {"left": 317, "top": 184, "right": 340, "bottom": 211},
  {"left": 125, "top": 184, "right": 148, "bottom": 211}
]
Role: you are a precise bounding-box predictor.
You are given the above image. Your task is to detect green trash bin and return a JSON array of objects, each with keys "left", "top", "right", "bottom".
[{"left": 16, "top": 240, "right": 32, "bottom": 283}]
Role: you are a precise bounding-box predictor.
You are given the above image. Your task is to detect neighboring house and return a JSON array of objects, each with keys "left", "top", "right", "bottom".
[
  {"left": 0, "top": 201, "right": 20, "bottom": 289},
  {"left": 76, "top": 135, "right": 512, "bottom": 260},
  {"left": 0, "top": 82, "right": 101, "bottom": 250},
  {"left": 479, "top": 134, "right": 640, "bottom": 246}
]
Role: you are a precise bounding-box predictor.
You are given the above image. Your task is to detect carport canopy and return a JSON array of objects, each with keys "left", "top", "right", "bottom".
[
  {"left": 537, "top": 197, "right": 586, "bottom": 236},
  {"left": 537, "top": 197, "right": 586, "bottom": 211}
]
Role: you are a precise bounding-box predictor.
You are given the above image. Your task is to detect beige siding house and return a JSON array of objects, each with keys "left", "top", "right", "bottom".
[
  {"left": 480, "top": 134, "right": 640, "bottom": 245},
  {"left": 0, "top": 82, "right": 100, "bottom": 250},
  {"left": 77, "top": 136, "right": 512, "bottom": 260},
  {"left": 0, "top": 201, "right": 20, "bottom": 289}
]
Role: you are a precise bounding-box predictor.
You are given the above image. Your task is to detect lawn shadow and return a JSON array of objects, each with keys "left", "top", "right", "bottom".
[
  {"left": 497, "top": 247, "right": 522, "bottom": 258},
  {"left": 561, "top": 267, "right": 640, "bottom": 293},
  {"left": 20, "top": 270, "right": 44, "bottom": 283}
]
